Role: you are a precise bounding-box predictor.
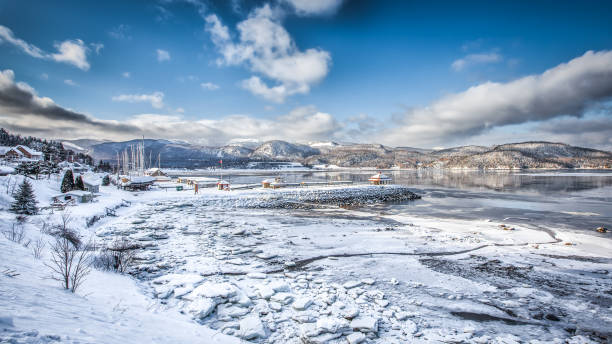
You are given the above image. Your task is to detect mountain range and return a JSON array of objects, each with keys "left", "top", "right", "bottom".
[{"left": 63, "top": 139, "right": 612, "bottom": 169}]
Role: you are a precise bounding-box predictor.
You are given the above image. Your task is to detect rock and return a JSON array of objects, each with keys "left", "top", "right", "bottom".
[
  {"left": 238, "top": 314, "right": 267, "bottom": 340},
  {"left": 184, "top": 297, "right": 217, "bottom": 319},
  {"left": 347, "top": 332, "right": 366, "bottom": 344},
  {"left": 343, "top": 280, "right": 362, "bottom": 289},
  {"left": 293, "top": 297, "right": 313, "bottom": 310},
  {"left": 350, "top": 317, "right": 379, "bottom": 333}
]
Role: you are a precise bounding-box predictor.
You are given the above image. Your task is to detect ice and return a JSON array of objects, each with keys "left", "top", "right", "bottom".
[
  {"left": 238, "top": 314, "right": 267, "bottom": 340},
  {"left": 185, "top": 297, "right": 217, "bottom": 319},
  {"left": 346, "top": 332, "right": 366, "bottom": 344},
  {"left": 350, "top": 316, "right": 379, "bottom": 333},
  {"left": 292, "top": 297, "right": 313, "bottom": 310}
]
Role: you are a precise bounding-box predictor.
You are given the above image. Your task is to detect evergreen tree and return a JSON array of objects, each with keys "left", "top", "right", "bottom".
[
  {"left": 102, "top": 175, "right": 110, "bottom": 186},
  {"left": 75, "top": 175, "right": 85, "bottom": 190},
  {"left": 10, "top": 179, "right": 38, "bottom": 215},
  {"left": 61, "top": 170, "right": 75, "bottom": 193}
]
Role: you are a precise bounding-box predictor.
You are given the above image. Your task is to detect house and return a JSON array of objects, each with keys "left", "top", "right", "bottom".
[
  {"left": 261, "top": 178, "right": 275, "bottom": 188},
  {"left": 82, "top": 177, "right": 100, "bottom": 193},
  {"left": 217, "top": 180, "right": 230, "bottom": 190},
  {"left": 15, "top": 145, "right": 44, "bottom": 161},
  {"left": 1, "top": 147, "right": 23, "bottom": 160},
  {"left": 146, "top": 168, "right": 171, "bottom": 182},
  {"left": 52, "top": 190, "right": 94, "bottom": 204},
  {"left": 368, "top": 172, "right": 392, "bottom": 185},
  {"left": 0, "top": 146, "right": 12, "bottom": 159},
  {"left": 120, "top": 176, "right": 155, "bottom": 191}
]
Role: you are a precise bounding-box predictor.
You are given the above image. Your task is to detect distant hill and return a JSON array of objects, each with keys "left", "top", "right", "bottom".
[{"left": 64, "top": 138, "right": 612, "bottom": 169}]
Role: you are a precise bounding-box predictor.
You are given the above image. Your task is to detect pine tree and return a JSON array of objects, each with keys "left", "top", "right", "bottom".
[
  {"left": 102, "top": 175, "right": 110, "bottom": 186},
  {"left": 75, "top": 175, "right": 85, "bottom": 190},
  {"left": 61, "top": 170, "right": 75, "bottom": 193},
  {"left": 10, "top": 179, "right": 38, "bottom": 215}
]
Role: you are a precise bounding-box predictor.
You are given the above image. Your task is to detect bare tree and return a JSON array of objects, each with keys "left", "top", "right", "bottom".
[
  {"left": 45, "top": 211, "right": 91, "bottom": 292},
  {"left": 47, "top": 235, "right": 92, "bottom": 292},
  {"left": 32, "top": 237, "right": 45, "bottom": 259},
  {"left": 2, "top": 223, "right": 25, "bottom": 244},
  {"left": 94, "top": 237, "right": 139, "bottom": 273}
]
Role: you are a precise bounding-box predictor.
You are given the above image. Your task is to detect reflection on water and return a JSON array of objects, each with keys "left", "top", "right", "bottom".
[{"left": 195, "top": 169, "right": 612, "bottom": 233}]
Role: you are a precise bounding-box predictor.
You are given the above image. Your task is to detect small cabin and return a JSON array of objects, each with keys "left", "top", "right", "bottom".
[
  {"left": 261, "top": 178, "right": 276, "bottom": 188},
  {"left": 52, "top": 190, "right": 94, "bottom": 204},
  {"left": 217, "top": 180, "right": 230, "bottom": 190},
  {"left": 82, "top": 178, "right": 100, "bottom": 193},
  {"left": 368, "top": 172, "right": 392, "bottom": 185}
]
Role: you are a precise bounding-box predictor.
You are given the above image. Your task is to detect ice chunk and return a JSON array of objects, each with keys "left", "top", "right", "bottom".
[
  {"left": 292, "top": 297, "right": 313, "bottom": 310},
  {"left": 316, "top": 317, "right": 350, "bottom": 334},
  {"left": 343, "top": 280, "right": 362, "bottom": 289},
  {"left": 238, "top": 314, "right": 267, "bottom": 340},
  {"left": 189, "top": 282, "right": 237, "bottom": 299},
  {"left": 347, "top": 332, "right": 366, "bottom": 344},
  {"left": 350, "top": 316, "right": 379, "bottom": 333},
  {"left": 184, "top": 297, "right": 217, "bottom": 319}
]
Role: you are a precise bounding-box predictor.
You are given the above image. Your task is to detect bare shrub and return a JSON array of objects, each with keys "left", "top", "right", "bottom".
[
  {"left": 2, "top": 223, "right": 25, "bottom": 244},
  {"left": 32, "top": 237, "right": 45, "bottom": 259},
  {"left": 49, "top": 212, "right": 81, "bottom": 248},
  {"left": 46, "top": 235, "right": 92, "bottom": 293},
  {"left": 94, "top": 238, "right": 139, "bottom": 273}
]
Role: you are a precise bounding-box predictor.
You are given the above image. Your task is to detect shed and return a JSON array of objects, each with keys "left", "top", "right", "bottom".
[
  {"left": 368, "top": 172, "right": 392, "bottom": 185},
  {"left": 261, "top": 178, "right": 275, "bottom": 188},
  {"left": 217, "top": 180, "right": 230, "bottom": 190},
  {"left": 82, "top": 177, "right": 100, "bottom": 193},
  {"left": 52, "top": 190, "right": 94, "bottom": 204}
]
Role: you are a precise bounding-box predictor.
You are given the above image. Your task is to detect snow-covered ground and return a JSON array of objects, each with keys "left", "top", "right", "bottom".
[{"left": 1, "top": 173, "right": 611, "bottom": 343}]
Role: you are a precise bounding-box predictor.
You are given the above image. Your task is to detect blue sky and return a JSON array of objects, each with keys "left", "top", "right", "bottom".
[{"left": 1, "top": 0, "right": 612, "bottom": 149}]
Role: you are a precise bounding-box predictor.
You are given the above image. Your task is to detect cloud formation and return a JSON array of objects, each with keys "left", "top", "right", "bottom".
[
  {"left": 282, "top": 0, "right": 344, "bottom": 16},
  {"left": 156, "top": 49, "right": 171, "bottom": 62},
  {"left": 112, "top": 92, "right": 165, "bottom": 109},
  {"left": 451, "top": 52, "right": 502, "bottom": 71},
  {"left": 379, "top": 50, "right": 612, "bottom": 147},
  {"left": 201, "top": 82, "right": 219, "bottom": 90},
  {"left": 0, "top": 69, "right": 134, "bottom": 133},
  {"left": 205, "top": 5, "right": 331, "bottom": 102},
  {"left": 0, "top": 25, "right": 91, "bottom": 70}
]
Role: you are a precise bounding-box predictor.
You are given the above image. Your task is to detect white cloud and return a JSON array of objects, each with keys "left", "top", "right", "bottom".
[
  {"left": 205, "top": 5, "right": 331, "bottom": 102},
  {"left": 201, "top": 82, "right": 220, "bottom": 90},
  {"left": 157, "top": 49, "right": 171, "bottom": 62},
  {"left": 90, "top": 42, "right": 104, "bottom": 54},
  {"left": 282, "top": 0, "right": 343, "bottom": 16},
  {"left": 64, "top": 79, "right": 77, "bottom": 86},
  {"left": 109, "top": 24, "right": 131, "bottom": 40},
  {"left": 0, "top": 25, "right": 91, "bottom": 70},
  {"left": 40, "top": 73, "right": 49, "bottom": 80},
  {"left": 379, "top": 50, "right": 612, "bottom": 147},
  {"left": 112, "top": 92, "right": 165, "bottom": 109},
  {"left": 51, "top": 39, "right": 90, "bottom": 70},
  {"left": 451, "top": 52, "right": 502, "bottom": 71},
  {"left": 122, "top": 72, "right": 131, "bottom": 78}
]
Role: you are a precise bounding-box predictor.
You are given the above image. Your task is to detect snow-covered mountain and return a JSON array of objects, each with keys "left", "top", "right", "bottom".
[{"left": 71, "top": 138, "right": 612, "bottom": 169}]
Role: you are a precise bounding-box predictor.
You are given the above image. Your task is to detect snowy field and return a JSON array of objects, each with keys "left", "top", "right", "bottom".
[{"left": 1, "top": 173, "right": 611, "bottom": 343}]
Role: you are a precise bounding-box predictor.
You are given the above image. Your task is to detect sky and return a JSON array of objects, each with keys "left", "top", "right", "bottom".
[{"left": 1, "top": 0, "right": 612, "bottom": 150}]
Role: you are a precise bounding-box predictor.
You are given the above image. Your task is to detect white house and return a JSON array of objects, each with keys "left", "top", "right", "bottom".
[{"left": 15, "top": 145, "right": 44, "bottom": 161}]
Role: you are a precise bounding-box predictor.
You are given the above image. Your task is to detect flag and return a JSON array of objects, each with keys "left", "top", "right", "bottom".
[{"left": 219, "top": 159, "right": 223, "bottom": 165}]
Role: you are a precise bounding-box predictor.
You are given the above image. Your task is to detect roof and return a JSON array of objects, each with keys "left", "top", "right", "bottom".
[
  {"left": 217, "top": 180, "right": 230, "bottom": 184},
  {"left": 16, "top": 145, "right": 42, "bottom": 156},
  {"left": 262, "top": 178, "right": 275, "bottom": 183},
  {"left": 52, "top": 190, "right": 92, "bottom": 198},
  {"left": 129, "top": 176, "right": 156, "bottom": 184},
  {"left": 82, "top": 178, "right": 101, "bottom": 186},
  {"left": 368, "top": 173, "right": 391, "bottom": 181}
]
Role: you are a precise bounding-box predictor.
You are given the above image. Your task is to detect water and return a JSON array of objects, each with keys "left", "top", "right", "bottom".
[{"left": 199, "top": 169, "right": 612, "bottom": 233}]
